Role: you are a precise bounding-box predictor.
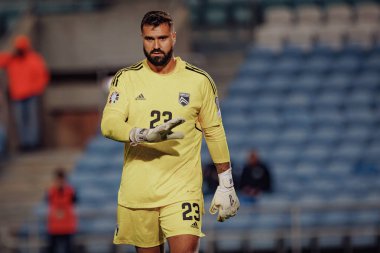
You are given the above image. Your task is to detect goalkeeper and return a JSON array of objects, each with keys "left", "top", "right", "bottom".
[{"left": 101, "top": 10, "right": 239, "bottom": 253}]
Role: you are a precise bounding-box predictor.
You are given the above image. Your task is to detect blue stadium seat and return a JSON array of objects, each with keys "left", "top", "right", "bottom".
[
  {"left": 251, "top": 92, "right": 283, "bottom": 111},
  {"left": 270, "top": 144, "right": 300, "bottom": 165},
  {"left": 228, "top": 77, "right": 261, "bottom": 97},
  {"left": 272, "top": 57, "right": 302, "bottom": 75},
  {"left": 313, "top": 109, "right": 345, "bottom": 129},
  {"left": 249, "top": 111, "right": 282, "bottom": 129},
  {"left": 277, "top": 127, "right": 309, "bottom": 146},
  {"left": 223, "top": 113, "right": 250, "bottom": 132},
  {"left": 291, "top": 73, "right": 322, "bottom": 93},
  {"left": 362, "top": 52, "right": 380, "bottom": 72},
  {"left": 321, "top": 72, "right": 353, "bottom": 92},
  {"left": 282, "top": 92, "right": 313, "bottom": 110},
  {"left": 282, "top": 108, "right": 314, "bottom": 128},
  {"left": 302, "top": 55, "right": 332, "bottom": 75},
  {"left": 330, "top": 55, "right": 362, "bottom": 73},
  {"left": 246, "top": 46, "right": 277, "bottom": 61},
  {"left": 220, "top": 97, "right": 251, "bottom": 115},
  {"left": 345, "top": 90, "right": 375, "bottom": 108},
  {"left": 310, "top": 126, "right": 342, "bottom": 146},
  {"left": 265, "top": 74, "right": 294, "bottom": 93},
  {"left": 351, "top": 70, "right": 380, "bottom": 90},
  {"left": 331, "top": 141, "right": 364, "bottom": 164},
  {"left": 239, "top": 58, "right": 273, "bottom": 77},
  {"left": 343, "top": 124, "right": 373, "bottom": 143},
  {"left": 313, "top": 90, "right": 345, "bottom": 109}
]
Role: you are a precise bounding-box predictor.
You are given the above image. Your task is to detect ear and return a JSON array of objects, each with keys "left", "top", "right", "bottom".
[{"left": 172, "top": 32, "right": 177, "bottom": 45}]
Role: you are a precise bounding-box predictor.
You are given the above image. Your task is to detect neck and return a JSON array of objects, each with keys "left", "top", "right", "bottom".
[{"left": 147, "top": 57, "right": 176, "bottom": 74}]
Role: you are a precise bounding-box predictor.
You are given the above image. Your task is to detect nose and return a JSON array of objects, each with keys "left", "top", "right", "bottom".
[{"left": 153, "top": 39, "right": 160, "bottom": 49}]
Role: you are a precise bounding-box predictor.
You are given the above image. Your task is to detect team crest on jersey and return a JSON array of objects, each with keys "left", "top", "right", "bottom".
[
  {"left": 109, "top": 91, "right": 119, "bottom": 104},
  {"left": 179, "top": 92, "right": 190, "bottom": 106}
]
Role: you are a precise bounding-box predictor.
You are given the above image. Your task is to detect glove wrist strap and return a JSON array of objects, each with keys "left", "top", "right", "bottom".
[
  {"left": 218, "top": 168, "right": 234, "bottom": 190},
  {"left": 130, "top": 128, "right": 148, "bottom": 146}
]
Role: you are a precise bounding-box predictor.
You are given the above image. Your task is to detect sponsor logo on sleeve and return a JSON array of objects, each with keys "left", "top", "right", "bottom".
[{"left": 109, "top": 91, "right": 119, "bottom": 104}]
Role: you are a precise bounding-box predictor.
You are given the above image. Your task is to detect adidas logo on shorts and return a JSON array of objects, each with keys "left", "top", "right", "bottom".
[{"left": 190, "top": 222, "right": 199, "bottom": 229}]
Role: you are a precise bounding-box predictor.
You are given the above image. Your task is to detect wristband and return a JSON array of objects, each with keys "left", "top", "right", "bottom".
[{"left": 218, "top": 168, "right": 234, "bottom": 189}]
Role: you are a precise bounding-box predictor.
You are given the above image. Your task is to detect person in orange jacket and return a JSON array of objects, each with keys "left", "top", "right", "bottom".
[
  {"left": 47, "top": 168, "right": 78, "bottom": 253},
  {"left": 0, "top": 35, "right": 49, "bottom": 150}
]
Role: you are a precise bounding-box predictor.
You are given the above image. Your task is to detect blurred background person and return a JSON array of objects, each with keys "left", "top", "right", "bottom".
[
  {"left": 203, "top": 162, "right": 219, "bottom": 195},
  {"left": 239, "top": 150, "right": 273, "bottom": 198},
  {"left": 0, "top": 35, "right": 50, "bottom": 151},
  {"left": 46, "top": 168, "right": 78, "bottom": 253}
]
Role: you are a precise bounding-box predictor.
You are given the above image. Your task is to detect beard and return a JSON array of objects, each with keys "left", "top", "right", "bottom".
[{"left": 144, "top": 47, "right": 173, "bottom": 67}]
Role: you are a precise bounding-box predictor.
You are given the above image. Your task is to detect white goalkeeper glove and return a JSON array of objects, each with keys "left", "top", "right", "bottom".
[
  {"left": 129, "top": 117, "right": 185, "bottom": 145},
  {"left": 209, "top": 168, "right": 240, "bottom": 222}
]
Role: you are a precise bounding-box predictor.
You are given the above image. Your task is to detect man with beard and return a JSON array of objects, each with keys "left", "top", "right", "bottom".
[{"left": 101, "top": 11, "right": 239, "bottom": 253}]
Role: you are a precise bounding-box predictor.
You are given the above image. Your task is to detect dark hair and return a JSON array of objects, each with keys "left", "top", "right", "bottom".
[
  {"left": 55, "top": 168, "right": 66, "bottom": 179},
  {"left": 141, "top": 11, "right": 173, "bottom": 32}
]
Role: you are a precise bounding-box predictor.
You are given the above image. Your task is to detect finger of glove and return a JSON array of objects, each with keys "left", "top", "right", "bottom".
[
  {"left": 209, "top": 197, "right": 219, "bottom": 215},
  {"left": 217, "top": 215, "right": 225, "bottom": 222},
  {"left": 166, "top": 131, "right": 184, "bottom": 140},
  {"left": 165, "top": 117, "right": 186, "bottom": 131}
]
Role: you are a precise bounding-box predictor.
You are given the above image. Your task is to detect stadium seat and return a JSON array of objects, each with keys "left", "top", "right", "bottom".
[
  {"left": 296, "top": 4, "right": 323, "bottom": 24},
  {"left": 321, "top": 72, "right": 353, "bottom": 92},
  {"left": 284, "top": 91, "right": 314, "bottom": 108},
  {"left": 347, "top": 22, "right": 379, "bottom": 48},
  {"left": 286, "top": 23, "right": 319, "bottom": 50},
  {"left": 254, "top": 25, "right": 289, "bottom": 50},
  {"left": 362, "top": 52, "right": 380, "bottom": 72},
  {"left": 352, "top": 70, "right": 380, "bottom": 90},
  {"left": 272, "top": 57, "right": 303, "bottom": 75},
  {"left": 302, "top": 55, "right": 332, "bottom": 75},
  {"left": 315, "top": 23, "right": 349, "bottom": 49},
  {"left": 264, "top": 74, "right": 294, "bottom": 93},
  {"left": 330, "top": 55, "right": 361, "bottom": 73},
  {"left": 265, "top": 6, "right": 294, "bottom": 25},
  {"left": 325, "top": 4, "right": 354, "bottom": 25},
  {"left": 355, "top": 2, "right": 380, "bottom": 24},
  {"left": 251, "top": 92, "right": 283, "bottom": 110},
  {"left": 239, "top": 57, "right": 273, "bottom": 76},
  {"left": 277, "top": 126, "right": 310, "bottom": 146},
  {"left": 311, "top": 125, "right": 342, "bottom": 145},
  {"left": 313, "top": 91, "right": 345, "bottom": 109}
]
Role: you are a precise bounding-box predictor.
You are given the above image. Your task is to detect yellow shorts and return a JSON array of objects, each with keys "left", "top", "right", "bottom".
[{"left": 113, "top": 200, "right": 205, "bottom": 248}]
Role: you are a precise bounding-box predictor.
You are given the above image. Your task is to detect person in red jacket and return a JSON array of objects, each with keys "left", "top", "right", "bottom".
[
  {"left": 47, "top": 168, "right": 77, "bottom": 253},
  {"left": 0, "top": 35, "right": 49, "bottom": 151}
]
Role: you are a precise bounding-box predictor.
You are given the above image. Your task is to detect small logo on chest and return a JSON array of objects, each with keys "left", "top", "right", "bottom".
[
  {"left": 179, "top": 93, "right": 190, "bottom": 106},
  {"left": 135, "top": 93, "right": 146, "bottom": 100}
]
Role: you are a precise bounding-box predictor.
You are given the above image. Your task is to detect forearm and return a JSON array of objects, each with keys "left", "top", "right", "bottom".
[
  {"left": 203, "top": 124, "right": 230, "bottom": 166},
  {"left": 101, "top": 109, "right": 133, "bottom": 142}
]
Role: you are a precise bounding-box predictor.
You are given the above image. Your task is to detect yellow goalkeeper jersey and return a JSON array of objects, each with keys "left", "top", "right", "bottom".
[{"left": 102, "top": 57, "right": 223, "bottom": 208}]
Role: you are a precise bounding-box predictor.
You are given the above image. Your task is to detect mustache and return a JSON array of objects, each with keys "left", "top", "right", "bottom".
[{"left": 150, "top": 49, "right": 164, "bottom": 54}]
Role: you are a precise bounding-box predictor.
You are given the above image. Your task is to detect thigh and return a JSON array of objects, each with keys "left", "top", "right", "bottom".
[
  {"left": 135, "top": 244, "right": 164, "bottom": 253},
  {"left": 167, "top": 234, "right": 200, "bottom": 253},
  {"left": 114, "top": 205, "right": 165, "bottom": 248},
  {"left": 160, "top": 200, "right": 205, "bottom": 239}
]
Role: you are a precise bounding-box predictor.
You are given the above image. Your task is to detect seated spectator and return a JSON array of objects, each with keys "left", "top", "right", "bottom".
[
  {"left": 239, "top": 150, "right": 273, "bottom": 198},
  {"left": 203, "top": 162, "right": 219, "bottom": 195}
]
